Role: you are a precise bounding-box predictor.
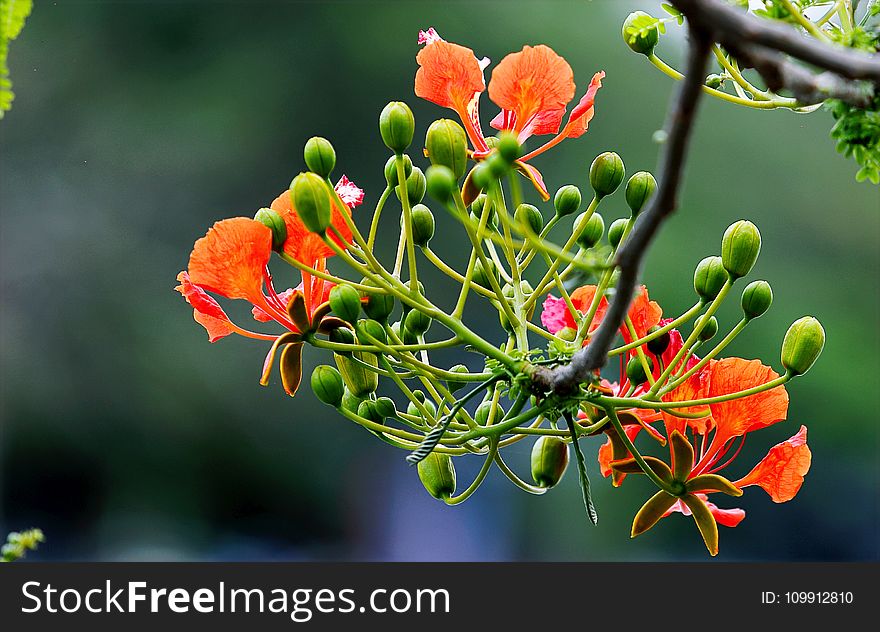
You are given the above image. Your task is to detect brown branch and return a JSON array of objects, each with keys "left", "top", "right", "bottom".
[
  {"left": 728, "top": 41, "right": 873, "bottom": 108},
  {"left": 672, "top": 0, "right": 880, "bottom": 83},
  {"left": 532, "top": 28, "right": 713, "bottom": 395}
]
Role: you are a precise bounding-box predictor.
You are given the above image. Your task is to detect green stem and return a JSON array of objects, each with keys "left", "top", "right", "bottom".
[{"left": 605, "top": 407, "right": 674, "bottom": 493}]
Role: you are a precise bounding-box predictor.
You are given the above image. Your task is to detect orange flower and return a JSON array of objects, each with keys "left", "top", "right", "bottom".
[
  {"left": 734, "top": 425, "right": 811, "bottom": 502},
  {"left": 175, "top": 176, "right": 362, "bottom": 396},
  {"left": 415, "top": 28, "right": 604, "bottom": 200}
]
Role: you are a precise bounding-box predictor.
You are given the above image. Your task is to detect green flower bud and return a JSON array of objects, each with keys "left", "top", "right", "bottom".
[
  {"left": 303, "top": 136, "right": 336, "bottom": 178},
  {"left": 445, "top": 364, "right": 469, "bottom": 393},
  {"left": 473, "top": 258, "right": 497, "bottom": 288},
  {"left": 741, "top": 280, "right": 773, "bottom": 320},
  {"left": 625, "top": 170, "right": 657, "bottom": 215},
  {"left": 254, "top": 207, "right": 287, "bottom": 252},
  {"left": 357, "top": 399, "right": 383, "bottom": 423},
  {"left": 474, "top": 401, "right": 501, "bottom": 426},
  {"left": 396, "top": 166, "right": 426, "bottom": 205},
  {"left": 426, "top": 119, "right": 468, "bottom": 179},
  {"left": 470, "top": 163, "right": 493, "bottom": 191},
  {"left": 310, "top": 365, "right": 345, "bottom": 407},
  {"left": 695, "top": 315, "right": 718, "bottom": 342},
  {"left": 329, "top": 284, "right": 362, "bottom": 324},
  {"left": 590, "top": 151, "right": 625, "bottom": 198},
  {"left": 622, "top": 11, "right": 660, "bottom": 55},
  {"left": 412, "top": 389, "right": 427, "bottom": 403},
  {"left": 357, "top": 318, "right": 387, "bottom": 346},
  {"left": 409, "top": 203, "right": 435, "bottom": 247},
  {"left": 470, "top": 203, "right": 498, "bottom": 231},
  {"left": 359, "top": 278, "right": 395, "bottom": 322},
  {"left": 781, "top": 316, "right": 825, "bottom": 375},
  {"left": 485, "top": 153, "right": 510, "bottom": 179},
  {"left": 530, "top": 436, "right": 570, "bottom": 488},
  {"left": 404, "top": 308, "right": 432, "bottom": 336},
  {"left": 471, "top": 193, "right": 488, "bottom": 215},
  {"left": 626, "top": 355, "right": 654, "bottom": 385},
  {"left": 407, "top": 397, "right": 437, "bottom": 420},
  {"left": 334, "top": 350, "right": 379, "bottom": 397},
  {"left": 417, "top": 453, "right": 456, "bottom": 500},
  {"left": 554, "top": 184, "right": 582, "bottom": 217},
  {"left": 608, "top": 217, "right": 628, "bottom": 248},
  {"left": 290, "top": 172, "right": 331, "bottom": 233},
  {"left": 329, "top": 326, "right": 355, "bottom": 347},
  {"left": 721, "top": 220, "right": 761, "bottom": 279},
  {"left": 497, "top": 131, "right": 520, "bottom": 164},
  {"left": 341, "top": 388, "right": 366, "bottom": 415},
  {"left": 705, "top": 73, "right": 725, "bottom": 89},
  {"left": 374, "top": 396, "right": 397, "bottom": 420},
  {"left": 575, "top": 211, "right": 605, "bottom": 249},
  {"left": 694, "top": 256, "right": 728, "bottom": 301},
  {"left": 425, "top": 165, "right": 456, "bottom": 203},
  {"left": 557, "top": 326, "right": 578, "bottom": 342},
  {"left": 384, "top": 154, "right": 413, "bottom": 185},
  {"left": 514, "top": 203, "right": 543, "bottom": 235},
  {"left": 646, "top": 325, "right": 671, "bottom": 355},
  {"left": 379, "top": 101, "right": 415, "bottom": 153}
]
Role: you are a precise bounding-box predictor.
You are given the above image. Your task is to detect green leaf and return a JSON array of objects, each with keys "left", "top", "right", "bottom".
[
  {"left": 0, "top": 0, "right": 33, "bottom": 118},
  {"left": 565, "top": 413, "right": 598, "bottom": 526}
]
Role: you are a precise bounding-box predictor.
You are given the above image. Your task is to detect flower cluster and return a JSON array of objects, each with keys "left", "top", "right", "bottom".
[{"left": 176, "top": 27, "right": 825, "bottom": 556}]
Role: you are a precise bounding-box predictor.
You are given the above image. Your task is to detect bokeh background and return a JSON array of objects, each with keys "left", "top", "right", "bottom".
[{"left": 1, "top": 0, "right": 877, "bottom": 561}]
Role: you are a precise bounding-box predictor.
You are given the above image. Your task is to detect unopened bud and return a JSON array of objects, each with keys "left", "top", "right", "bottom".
[
  {"left": 254, "top": 208, "right": 287, "bottom": 251},
  {"left": 426, "top": 118, "right": 468, "bottom": 178},
  {"left": 626, "top": 355, "right": 654, "bottom": 385},
  {"left": 473, "top": 259, "right": 498, "bottom": 288},
  {"left": 425, "top": 165, "right": 456, "bottom": 203},
  {"left": 410, "top": 204, "right": 436, "bottom": 247},
  {"left": 497, "top": 131, "right": 520, "bottom": 164},
  {"left": 291, "top": 172, "right": 331, "bottom": 233},
  {"left": 590, "top": 151, "right": 625, "bottom": 197},
  {"left": 705, "top": 73, "right": 725, "bottom": 89},
  {"left": 721, "top": 220, "right": 761, "bottom": 279},
  {"left": 304, "top": 136, "right": 336, "bottom": 178},
  {"left": 385, "top": 154, "right": 413, "bottom": 185},
  {"left": 741, "top": 280, "right": 773, "bottom": 319},
  {"left": 694, "top": 256, "right": 728, "bottom": 301},
  {"left": 396, "top": 166, "right": 426, "bottom": 204},
  {"left": 515, "top": 203, "right": 544, "bottom": 235},
  {"left": 625, "top": 171, "right": 656, "bottom": 215},
  {"left": 310, "top": 365, "right": 345, "bottom": 407},
  {"left": 554, "top": 185, "right": 582, "bottom": 217},
  {"left": 446, "top": 364, "right": 469, "bottom": 393},
  {"left": 781, "top": 316, "right": 825, "bottom": 375},
  {"left": 417, "top": 453, "right": 456, "bottom": 500},
  {"left": 530, "top": 436, "right": 570, "bottom": 488},
  {"left": 404, "top": 308, "right": 432, "bottom": 336},
  {"left": 695, "top": 315, "right": 718, "bottom": 342},
  {"left": 359, "top": 278, "right": 395, "bottom": 322},
  {"left": 374, "top": 396, "right": 397, "bottom": 420},
  {"left": 575, "top": 211, "right": 605, "bottom": 249},
  {"left": 329, "top": 284, "right": 362, "bottom": 324},
  {"left": 334, "top": 351, "right": 379, "bottom": 397},
  {"left": 646, "top": 325, "right": 671, "bottom": 355},
  {"left": 608, "top": 217, "right": 628, "bottom": 248},
  {"left": 357, "top": 318, "right": 388, "bottom": 346},
  {"left": 379, "top": 101, "right": 415, "bottom": 153}
]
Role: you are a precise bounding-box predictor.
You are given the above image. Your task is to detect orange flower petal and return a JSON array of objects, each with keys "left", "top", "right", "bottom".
[
  {"left": 734, "top": 425, "right": 811, "bottom": 502},
  {"left": 625, "top": 285, "right": 663, "bottom": 342},
  {"left": 187, "top": 218, "right": 272, "bottom": 305},
  {"left": 488, "top": 45, "right": 575, "bottom": 135},
  {"left": 563, "top": 71, "right": 605, "bottom": 139},
  {"left": 708, "top": 358, "right": 789, "bottom": 441},
  {"left": 193, "top": 310, "right": 235, "bottom": 342},
  {"left": 176, "top": 271, "right": 235, "bottom": 342},
  {"left": 415, "top": 40, "right": 486, "bottom": 112},
  {"left": 661, "top": 362, "right": 713, "bottom": 436}
]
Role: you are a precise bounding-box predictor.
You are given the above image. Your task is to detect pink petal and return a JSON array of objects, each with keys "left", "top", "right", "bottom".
[
  {"left": 334, "top": 175, "right": 364, "bottom": 208},
  {"left": 540, "top": 294, "right": 570, "bottom": 333},
  {"left": 418, "top": 27, "right": 442, "bottom": 45}
]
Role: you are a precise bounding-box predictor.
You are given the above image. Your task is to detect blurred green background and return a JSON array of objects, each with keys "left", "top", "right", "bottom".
[{"left": 1, "top": 0, "right": 877, "bottom": 561}]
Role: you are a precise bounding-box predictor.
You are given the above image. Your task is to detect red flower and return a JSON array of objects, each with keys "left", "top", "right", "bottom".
[
  {"left": 175, "top": 177, "right": 362, "bottom": 395},
  {"left": 415, "top": 28, "right": 604, "bottom": 200},
  {"left": 614, "top": 357, "right": 810, "bottom": 555}
]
